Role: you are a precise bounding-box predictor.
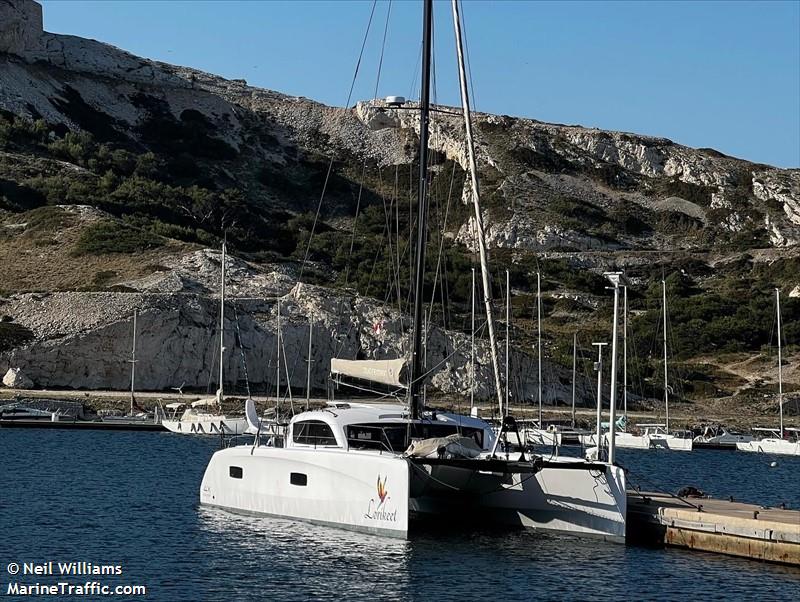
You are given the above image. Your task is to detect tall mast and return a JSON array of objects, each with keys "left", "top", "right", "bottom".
[
  {"left": 593, "top": 342, "right": 607, "bottom": 453},
  {"left": 129, "top": 309, "right": 137, "bottom": 415},
  {"left": 409, "top": 0, "right": 433, "bottom": 421},
  {"left": 537, "top": 271, "right": 542, "bottom": 425},
  {"left": 505, "top": 270, "right": 510, "bottom": 416},
  {"left": 623, "top": 285, "right": 628, "bottom": 421},
  {"left": 662, "top": 279, "right": 669, "bottom": 432},
  {"left": 452, "top": 0, "right": 505, "bottom": 416},
  {"left": 306, "top": 314, "right": 313, "bottom": 411},
  {"left": 571, "top": 332, "right": 577, "bottom": 428},
  {"left": 470, "top": 267, "right": 475, "bottom": 412},
  {"left": 276, "top": 298, "right": 281, "bottom": 402},
  {"left": 777, "top": 289, "right": 784, "bottom": 439},
  {"left": 218, "top": 242, "right": 226, "bottom": 408},
  {"left": 606, "top": 272, "right": 622, "bottom": 465}
]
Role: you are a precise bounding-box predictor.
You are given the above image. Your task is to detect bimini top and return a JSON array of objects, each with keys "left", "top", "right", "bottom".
[{"left": 331, "top": 358, "right": 407, "bottom": 388}]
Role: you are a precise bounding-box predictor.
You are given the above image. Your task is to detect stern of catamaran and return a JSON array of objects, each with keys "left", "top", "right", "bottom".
[{"left": 406, "top": 453, "right": 626, "bottom": 542}]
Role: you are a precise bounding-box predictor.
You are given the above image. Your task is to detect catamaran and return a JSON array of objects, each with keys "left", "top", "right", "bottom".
[
  {"left": 199, "top": 0, "right": 626, "bottom": 541},
  {"left": 737, "top": 289, "right": 799, "bottom": 456},
  {"left": 162, "top": 242, "right": 247, "bottom": 436}
]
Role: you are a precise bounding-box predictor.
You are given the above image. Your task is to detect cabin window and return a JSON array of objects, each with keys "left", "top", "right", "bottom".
[
  {"left": 290, "top": 472, "right": 308, "bottom": 486},
  {"left": 292, "top": 420, "right": 338, "bottom": 446},
  {"left": 229, "top": 466, "right": 243, "bottom": 479},
  {"left": 346, "top": 423, "right": 484, "bottom": 452}
]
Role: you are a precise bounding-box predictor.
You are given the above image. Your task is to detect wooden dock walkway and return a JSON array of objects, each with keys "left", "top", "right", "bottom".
[{"left": 627, "top": 490, "right": 800, "bottom": 566}]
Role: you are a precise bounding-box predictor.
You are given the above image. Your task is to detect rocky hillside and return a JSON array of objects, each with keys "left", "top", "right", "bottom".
[{"left": 0, "top": 0, "right": 798, "bottom": 414}]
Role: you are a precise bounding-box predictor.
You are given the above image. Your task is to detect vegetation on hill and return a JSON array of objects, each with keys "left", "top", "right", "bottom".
[{"left": 0, "top": 106, "right": 797, "bottom": 403}]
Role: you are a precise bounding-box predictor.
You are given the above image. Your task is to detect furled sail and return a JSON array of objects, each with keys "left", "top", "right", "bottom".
[{"left": 330, "top": 358, "right": 407, "bottom": 388}]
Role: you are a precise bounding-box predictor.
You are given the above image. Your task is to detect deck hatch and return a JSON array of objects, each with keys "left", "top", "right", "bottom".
[
  {"left": 290, "top": 472, "right": 308, "bottom": 486},
  {"left": 229, "top": 466, "right": 243, "bottom": 479}
]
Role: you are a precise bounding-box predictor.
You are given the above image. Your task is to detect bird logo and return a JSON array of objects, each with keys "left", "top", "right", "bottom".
[{"left": 377, "top": 475, "right": 388, "bottom": 506}]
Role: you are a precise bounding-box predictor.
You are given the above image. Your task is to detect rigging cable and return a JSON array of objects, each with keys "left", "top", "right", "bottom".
[
  {"left": 299, "top": 0, "right": 379, "bottom": 282},
  {"left": 232, "top": 302, "right": 252, "bottom": 399}
]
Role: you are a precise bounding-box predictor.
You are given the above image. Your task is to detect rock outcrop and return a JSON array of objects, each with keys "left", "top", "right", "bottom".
[
  {"left": 0, "top": 0, "right": 42, "bottom": 55},
  {"left": 2, "top": 366, "right": 34, "bottom": 388},
  {"left": 0, "top": 282, "right": 589, "bottom": 404}
]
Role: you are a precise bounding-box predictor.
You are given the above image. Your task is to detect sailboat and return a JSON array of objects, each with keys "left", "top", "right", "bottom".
[
  {"left": 522, "top": 271, "right": 560, "bottom": 447},
  {"left": 162, "top": 242, "right": 248, "bottom": 436},
  {"left": 101, "top": 309, "right": 164, "bottom": 427},
  {"left": 199, "top": 0, "right": 626, "bottom": 540},
  {"left": 737, "top": 289, "right": 800, "bottom": 456},
  {"left": 589, "top": 278, "right": 692, "bottom": 451}
]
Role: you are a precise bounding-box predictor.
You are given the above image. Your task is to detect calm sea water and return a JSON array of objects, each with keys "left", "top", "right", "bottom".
[{"left": 1, "top": 430, "right": 798, "bottom": 601}]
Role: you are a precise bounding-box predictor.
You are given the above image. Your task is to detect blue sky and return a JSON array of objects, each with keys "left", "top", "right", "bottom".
[{"left": 41, "top": 1, "right": 799, "bottom": 168}]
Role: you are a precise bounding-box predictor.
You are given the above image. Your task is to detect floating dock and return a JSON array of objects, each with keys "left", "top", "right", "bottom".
[
  {"left": 627, "top": 490, "right": 800, "bottom": 566},
  {"left": 0, "top": 418, "right": 166, "bottom": 432}
]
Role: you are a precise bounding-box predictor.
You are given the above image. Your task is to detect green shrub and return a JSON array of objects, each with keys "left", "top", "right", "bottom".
[{"left": 72, "top": 220, "right": 164, "bottom": 255}]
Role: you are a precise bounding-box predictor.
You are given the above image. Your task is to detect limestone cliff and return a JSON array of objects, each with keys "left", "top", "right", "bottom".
[{"left": 0, "top": 0, "right": 797, "bottom": 407}]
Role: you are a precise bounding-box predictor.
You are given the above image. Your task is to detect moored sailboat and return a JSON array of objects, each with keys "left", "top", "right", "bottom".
[
  {"left": 737, "top": 289, "right": 799, "bottom": 456},
  {"left": 162, "top": 242, "right": 247, "bottom": 436}
]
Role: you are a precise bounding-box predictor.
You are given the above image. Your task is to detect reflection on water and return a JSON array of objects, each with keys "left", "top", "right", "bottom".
[
  {"left": 1, "top": 429, "right": 798, "bottom": 601},
  {"left": 197, "top": 507, "right": 411, "bottom": 601}
]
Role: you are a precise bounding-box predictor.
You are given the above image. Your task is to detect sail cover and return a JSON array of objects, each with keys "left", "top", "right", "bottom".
[{"left": 330, "top": 358, "right": 407, "bottom": 388}]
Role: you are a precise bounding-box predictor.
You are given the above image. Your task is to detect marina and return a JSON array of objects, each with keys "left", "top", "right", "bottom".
[{"left": 0, "top": 0, "right": 797, "bottom": 599}]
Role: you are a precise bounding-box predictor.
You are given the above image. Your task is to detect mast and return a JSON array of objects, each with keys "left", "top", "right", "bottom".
[
  {"left": 662, "top": 279, "right": 669, "bottom": 432},
  {"left": 623, "top": 285, "right": 628, "bottom": 421},
  {"left": 452, "top": 0, "right": 505, "bottom": 416},
  {"left": 129, "top": 309, "right": 137, "bottom": 415},
  {"left": 409, "top": 0, "right": 433, "bottom": 421},
  {"left": 593, "top": 342, "right": 607, "bottom": 452},
  {"left": 777, "top": 288, "right": 784, "bottom": 439},
  {"left": 606, "top": 273, "right": 622, "bottom": 465},
  {"left": 571, "top": 332, "right": 577, "bottom": 428},
  {"left": 537, "top": 271, "right": 542, "bottom": 425},
  {"left": 218, "top": 242, "right": 226, "bottom": 408},
  {"left": 470, "top": 267, "right": 475, "bottom": 411},
  {"left": 306, "top": 314, "right": 313, "bottom": 411},
  {"left": 276, "top": 298, "right": 281, "bottom": 402},
  {"left": 505, "top": 270, "right": 510, "bottom": 416}
]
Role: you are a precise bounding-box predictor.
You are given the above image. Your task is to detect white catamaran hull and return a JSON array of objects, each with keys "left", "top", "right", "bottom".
[
  {"left": 200, "top": 446, "right": 411, "bottom": 537},
  {"left": 412, "top": 460, "right": 626, "bottom": 542},
  {"left": 736, "top": 439, "right": 800, "bottom": 456},
  {"left": 200, "top": 447, "right": 626, "bottom": 541},
  {"left": 163, "top": 416, "right": 248, "bottom": 436}
]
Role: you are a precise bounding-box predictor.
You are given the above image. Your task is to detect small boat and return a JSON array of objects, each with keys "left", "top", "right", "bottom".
[
  {"left": 736, "top": 427, "right": 800, "bottom": 456},
  {"left": 581, "top": 423, "right": 693, "bottom": 451},
  {"left": 162, "top": 398, "right": 247, "bottom": 436},
  {"left": 737, "top": 290, "right": 798, "bottom": 456},
  {"left": 162, "top": 242, "right": 247, "bottom": 436},
  {"left": 100, "top": 309, "right": 164, "bottom": 428},
  {"left": 586, "top": 280, "right": 693, "bottom": 451},
  {"left": 693, "top": 425, "right": 754, "bottom": 450}
]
